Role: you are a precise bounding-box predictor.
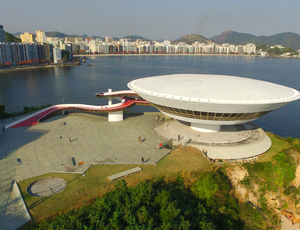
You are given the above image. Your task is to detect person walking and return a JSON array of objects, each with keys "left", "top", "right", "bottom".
[
  {"left": 178, "top": 134, "right": 180, "bottom": 141},
  {"left": 159, "top": 143, "right": 162, "bottom": 150},
  {"left": 2, "top": 127, "right": 5, "bottom": 133},
  {"left": 141, "top": 157, "right": 144, "bottom": 163},
  {"left": 139, "top": 136, "right": 141, "bottom": 144},
  {"left": 69, "top": 137, "right": 71, "bottom": 142}
]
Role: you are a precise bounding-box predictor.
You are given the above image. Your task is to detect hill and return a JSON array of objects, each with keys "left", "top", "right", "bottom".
[
  {"left": 212, "top": 31, "right": 300, "bottom": 49},
  {"left": 45, "top": 31, "right": 79, "bottom": 38},
  {"left": 5, "top": 32, "right": 21, "bottom": 42},
  {"left": 172, "top": 34, "right": 209, "bottom": 45},
  {"left": 123, "top": 35, "right": 151, "bottom": 41}
]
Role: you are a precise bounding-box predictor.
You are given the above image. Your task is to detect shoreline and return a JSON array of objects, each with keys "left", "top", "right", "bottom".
[
  {"left": 1, "top": 54, "right": 297, "bottom": 73},
  {"left": 74, "top": 53, "right": 299, "bottom": 58},
  {"left": 0, "top": 62, "right": 80, "bottom": 73},
  {"left": 75, "top": 53, "right": 253, "bottom": 57}
]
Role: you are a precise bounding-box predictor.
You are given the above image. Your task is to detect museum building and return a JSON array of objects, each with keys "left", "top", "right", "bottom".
[{"left": 128, "top": 74, "right": 300, "bottom": 132}]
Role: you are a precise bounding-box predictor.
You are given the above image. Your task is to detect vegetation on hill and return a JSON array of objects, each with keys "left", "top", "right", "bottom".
[
  {"left": 256, "top": 44, "right": 297, "bottom": 56},
  {"left": 28, "top": 168, "right": 274, "bottom": 230},
  {"left": 45, "top": 31, "right": 75, "bottom": 38},
  {"left": 213, "top": 31, "right": 300, "bottom": 50},
  {"left": 172, "top": 34, "right": 209, "bottom": 45},
  {"left": 5, "top": 32, "right": 21, "bottom": 42},
  {"left": 123, "top": 35, "right": 152, "bottom": 41}
]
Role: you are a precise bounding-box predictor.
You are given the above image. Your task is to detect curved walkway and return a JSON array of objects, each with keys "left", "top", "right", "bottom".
[{"left": 5, "top": 96, "right": 149, "bottom": 129}]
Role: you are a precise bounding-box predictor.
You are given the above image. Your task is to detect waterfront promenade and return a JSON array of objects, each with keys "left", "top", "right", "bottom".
[{"left": 0, "top": 113, "right": 169, "bottom": 230}]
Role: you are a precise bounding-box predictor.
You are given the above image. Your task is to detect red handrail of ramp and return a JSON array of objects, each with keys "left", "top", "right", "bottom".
[{"left": 6, "top": 97, "right": 149, "bottom": 128}]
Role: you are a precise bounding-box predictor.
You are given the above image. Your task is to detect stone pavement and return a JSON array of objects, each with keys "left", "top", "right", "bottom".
[
  {"left": 0, "top": 113, "right": 273, "bottom": 229},
  {"left": 0, "top": 113, "right": 169, "bottom": 230}
]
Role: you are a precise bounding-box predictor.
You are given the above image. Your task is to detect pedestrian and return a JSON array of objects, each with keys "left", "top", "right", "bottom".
[
  {"left": 2, "top": 127, "right": 5, "bottom": 133},
  {"left": 64, "top": 122, "right": 66, "bottom": 125},
  {"left": 141, "top": 157, "right": 144, "bottom": 163},
  {"left": 139, "top": 136, "right": 141, "bottom": 144},
  {"left": 69, "top": 137, "right": 71, "bottom": 142},
  {"left": 178, "top": 134, "right": 180, "bottom": 141},
  {"left": 60, "top": 136, "right": 62, "bottom": 139},
  {"left": 159, "top": 143, "right": 162, "bottom": 150}
]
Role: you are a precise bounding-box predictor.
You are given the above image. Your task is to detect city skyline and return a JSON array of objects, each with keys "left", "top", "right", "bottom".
[{"left": 1, "top": 0, "right": 300, "bottom": 40}]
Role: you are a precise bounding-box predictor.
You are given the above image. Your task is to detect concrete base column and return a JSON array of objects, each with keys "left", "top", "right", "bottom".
[
  {"left": 108, "top": 111, "right": 123, "bottom": 122},
  {"left": 190, "top": 123, "right": 220, "bottom": 132}
]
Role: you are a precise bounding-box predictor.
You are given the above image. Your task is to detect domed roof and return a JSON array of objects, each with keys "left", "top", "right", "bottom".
[{"left": 128, "top": 74, "right": 300, "bottom": 104}]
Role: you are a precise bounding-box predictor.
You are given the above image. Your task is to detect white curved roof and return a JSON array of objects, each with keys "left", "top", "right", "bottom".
[{"left": 128, "top": 74, "right": 300, "bottom": 104}]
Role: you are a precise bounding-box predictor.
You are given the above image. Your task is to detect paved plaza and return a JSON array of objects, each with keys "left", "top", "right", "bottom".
[
  {"left": 0, "top": 113, "right": 169, "bottom": 230},
  {"left": 0, "top": 112, "right": 272, "bottom": 229}
]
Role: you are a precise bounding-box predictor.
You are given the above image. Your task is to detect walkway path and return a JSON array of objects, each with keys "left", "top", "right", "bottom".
[{"left": 5, "top": 96, "right": 149, "bottom": 129}]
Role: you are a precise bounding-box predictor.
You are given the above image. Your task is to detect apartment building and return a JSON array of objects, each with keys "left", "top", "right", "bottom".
[
  {"left": 20, "top": 32, "right": 35, "bottom": 43},
  {"left": 36, "top": 30, "right": 46, "bottom": 43},
  {"left": 0, "top": 25, "right": 6, "bottom": 42}
]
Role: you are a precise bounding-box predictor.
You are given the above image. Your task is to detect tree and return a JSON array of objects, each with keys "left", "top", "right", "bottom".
[
  {"left": 193, "top": 172, "right": 219, "bottom": 199},
  {"left": 62, "top": 50, "right": 70, "bottom": 63}
]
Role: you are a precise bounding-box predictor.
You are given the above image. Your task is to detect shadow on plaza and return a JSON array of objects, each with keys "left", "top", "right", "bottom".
[
  {"left": 0, "top": 127, "right": 48, "bottom": 160},
  {"left": 0, "top": 128, "right": 48, "bottom": 210}
]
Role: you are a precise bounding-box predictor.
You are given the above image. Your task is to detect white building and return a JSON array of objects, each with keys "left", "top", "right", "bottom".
[
  {"left": 53, "top": 48, "right": 62, "bottom": 63},
  {"left": 244, "top": 43, "right": 256, "bottom": 54},
  {"left": 128, "top": 74, "right": 300, "bottom": 132}
]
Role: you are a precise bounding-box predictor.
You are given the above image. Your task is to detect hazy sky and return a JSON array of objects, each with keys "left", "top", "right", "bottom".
[{"left": 1, "top": 0, "right": 300, "bottom": 40}]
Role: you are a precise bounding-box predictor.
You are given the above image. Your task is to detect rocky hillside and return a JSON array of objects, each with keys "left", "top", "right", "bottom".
[{"left": 226, "top": 135, "right": 300, "bottom": 228}]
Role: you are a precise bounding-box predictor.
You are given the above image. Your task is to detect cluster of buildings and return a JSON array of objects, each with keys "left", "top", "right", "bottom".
[
  {"left": 85, "top": 38, "right": 257, "bottom": 55},
  {"left": 0, "top": 25, "right": 258, "bottom": 66},
  {"left": 0, "top": 26, "right": 69, "bottom": 66}
]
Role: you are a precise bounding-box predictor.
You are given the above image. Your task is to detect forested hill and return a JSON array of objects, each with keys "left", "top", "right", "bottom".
[
  {"left": 172, "top": 34, "right": 209, "bottom": 45},
  {"left": 123, "top": 35, "right": 152, "bottom": 41},
  {"left": 212, "top": 31, "right": 300, "bottom": 49}
]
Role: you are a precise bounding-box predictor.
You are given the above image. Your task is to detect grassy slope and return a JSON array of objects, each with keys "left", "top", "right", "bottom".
[{"left": 18, "top": 134, "right": 290, "bottom": 223}]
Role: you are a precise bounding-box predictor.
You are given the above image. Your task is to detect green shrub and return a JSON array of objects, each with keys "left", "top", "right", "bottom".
[{"left": 283, "top": 186, "right": 298, "bottom": 196}]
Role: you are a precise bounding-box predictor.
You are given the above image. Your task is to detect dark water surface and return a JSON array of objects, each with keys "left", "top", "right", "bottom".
[{"left": 0, "top": 55, "right": 299, "bottom": 138}]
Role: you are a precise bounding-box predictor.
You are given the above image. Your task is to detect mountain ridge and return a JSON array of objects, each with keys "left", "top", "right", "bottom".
[{"left": 212, "top": 31, "right": 300, "bottom": 49}]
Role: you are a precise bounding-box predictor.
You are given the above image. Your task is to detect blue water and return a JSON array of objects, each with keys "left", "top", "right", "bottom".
[{"left": 0, "top": 55, "right": 299, "bottom": 138}]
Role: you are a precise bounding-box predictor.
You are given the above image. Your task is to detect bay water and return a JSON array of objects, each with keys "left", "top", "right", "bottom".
[{"left": 0, "top": 55, "right": 299, "bottom": 138}]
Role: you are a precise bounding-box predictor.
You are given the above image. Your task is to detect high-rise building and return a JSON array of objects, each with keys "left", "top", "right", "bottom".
[
  {"left": 36, "top": 43, "right": 50, "bottom": 62},
  {"left": 53, "top": 48, "right": 62, "bottom": 63},
  {"left": 20, "top": 32, "right": 35, "bottom": 43},
  {"left": 105, "top": 36, "right": 113, "bottom": 44},
  {"left": 0, "top": 25, "right": 6, "bottom": 42},
  {"left": 25, "top": 43, "right": 38, "bottom": 61},
  {"left": 65, "top": 37, "right": 75, "bottom": 43},
  {"left": 75, "top": 37, "right": 84, "bottom": 44},
  {"left": 0, "top": 43, "right": 7, "bottom": 65},
  {"left": 36, "top": 30, "right": 46, "bottom": 43}
]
